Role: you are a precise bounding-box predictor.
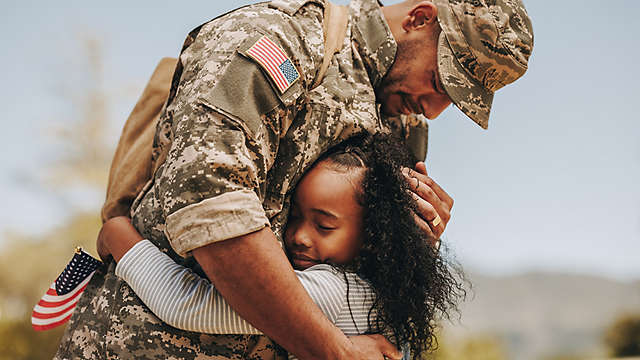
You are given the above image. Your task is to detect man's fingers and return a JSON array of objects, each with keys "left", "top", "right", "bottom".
[
  {"left": 403, "top": 166, "right": 454, "bottom": 210},
  {"left": 371, "top": 334, "right": 402, "bottom": 360},
  {"left": 413, "top": 213, "right": 441, "bottom": 248},
  {"left": 427, "top": 177, "right": 454, "bottom": 209},
  {"left": 403, "top": 171, "right": 451, "bottom": 231},
  {"left": 404, "top": 172, "right": 448, "bottom": 221},
  {"left": 411, "top": 193, "right": 445, "bottom": 239},
  {"left": 415, "top": 161, "right": 428, "bottom": 176},
  {"left": 401, "top": 165, "right": 453, "bottom": 243},
  {"left": 349, "top": 334, "right": 401, "bottom": 360}
]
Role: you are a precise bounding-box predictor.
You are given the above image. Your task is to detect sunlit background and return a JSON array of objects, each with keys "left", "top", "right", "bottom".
[{"left": 1, "top": 0, "right": 638, "bottom": 359}]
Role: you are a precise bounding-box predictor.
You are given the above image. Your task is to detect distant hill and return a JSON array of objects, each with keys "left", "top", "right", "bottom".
[{"left": 441, "top": 271, "right": 640, "bottom": 360}]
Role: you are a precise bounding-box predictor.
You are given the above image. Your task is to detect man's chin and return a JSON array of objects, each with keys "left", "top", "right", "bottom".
[
  {"left": 380, "top": 103, "right": 401, "bottom": 117},
  {"left": 378, "top": 93, "right": 407, "bottom": 117}
]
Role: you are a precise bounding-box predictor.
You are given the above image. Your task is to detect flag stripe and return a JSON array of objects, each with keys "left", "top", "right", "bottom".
[
  {"left": 259, "top": 37, "right": 287, "bottom": 62},
  {"left": 32, "top": 317, "right": 72, "bottom": 331},
  {"left": 32, "top": 304, "right": 77, "bottom": 320},
  {"left": 31, "top": 304, "right": 76, "bottom": 326},
  {"left": 33, "top": 297, "right": 79, "bottom": 315},
  {"left": 253, "top": 41, "right": 287, "bottom": 73},
  {"left": 259, "top": 37, "right": 287, "bottom": 64},
  {"left": 253, "top": 39, "right": 285, "bottom": 65},
  {"left": 32, "top": 314, "right": 73, "bottom": 331}
]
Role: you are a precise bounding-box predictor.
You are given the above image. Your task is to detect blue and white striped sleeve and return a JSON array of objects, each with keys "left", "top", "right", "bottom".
[{"left": 115, "top": 240, "right": 347, "bottom": 334}]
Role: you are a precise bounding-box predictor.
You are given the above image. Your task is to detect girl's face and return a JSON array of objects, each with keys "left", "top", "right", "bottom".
[{"left": 284, "top": 161, "right": 364, "bottom": 270}]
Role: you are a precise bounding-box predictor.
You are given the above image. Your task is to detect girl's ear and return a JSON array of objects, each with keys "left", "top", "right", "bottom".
[{"left": 401, "top": 1, "right": 438, "bottom": 33}]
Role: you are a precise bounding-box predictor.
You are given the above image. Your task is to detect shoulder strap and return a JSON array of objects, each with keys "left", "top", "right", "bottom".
[{"left": 311, "top": 1, "right": 350, "bottom": 89}]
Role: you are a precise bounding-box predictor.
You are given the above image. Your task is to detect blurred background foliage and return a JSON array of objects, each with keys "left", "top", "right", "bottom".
[
  {"left": 603, "top": 314, "right": 640, "bottom": 358},
  {"left": 0, "top": 38, "right": 108, "bottom": 360},
  {"left": 428, "top": 334, "right": 509, "bottom": 360},
  {"left": 0, "top": 37, "right": 639, "bottom": 360}
]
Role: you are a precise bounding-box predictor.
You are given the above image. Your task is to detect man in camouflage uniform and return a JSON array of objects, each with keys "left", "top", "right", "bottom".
[{"left": 56, "top": 0, "right": 533, "bottom": 358}]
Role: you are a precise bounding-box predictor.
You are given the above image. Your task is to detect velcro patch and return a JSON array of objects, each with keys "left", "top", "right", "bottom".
[{"left": 244, "top": 35, "right": 300, "bottom": 94}]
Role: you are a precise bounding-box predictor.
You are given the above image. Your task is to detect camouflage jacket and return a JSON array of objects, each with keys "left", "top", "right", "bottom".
[{"left": 56, "top": 0, "right": 427, "bottom": 358}]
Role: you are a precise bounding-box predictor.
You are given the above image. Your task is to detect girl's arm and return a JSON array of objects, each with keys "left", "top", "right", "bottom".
[
  {"left": 117, "top": 241, "right": 350, "bottom": 334},
  {"left": 100, "top": 217, "right": 348, "bottom": 334},
  {"left": 116, "top": 239, "right": 264, "bottom": 334}
]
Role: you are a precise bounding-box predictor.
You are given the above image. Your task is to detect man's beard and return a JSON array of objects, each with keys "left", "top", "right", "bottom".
[{"left": 375, "top": 38, "right": 419, "bottom": 115}]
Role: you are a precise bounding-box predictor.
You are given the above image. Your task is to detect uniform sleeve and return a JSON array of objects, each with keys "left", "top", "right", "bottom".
[
  {"left": 115, "top": 240, "right": 348, "bottom": 334},
  {"left": 155, "top": 17, "right": 312, "bottom": 256},
  {"left": 159, "top": 93, "right": 274, "bottom": 257}
]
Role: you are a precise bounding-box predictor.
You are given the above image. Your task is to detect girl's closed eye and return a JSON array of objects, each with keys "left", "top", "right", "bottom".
[{"left": 317, "top": 223, "right": 336, "bottom": 231}]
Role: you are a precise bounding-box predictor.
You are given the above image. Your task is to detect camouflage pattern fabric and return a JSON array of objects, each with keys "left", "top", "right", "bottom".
[
  {"left": 434, "top": 0, "right": 534, "bottom": 129},
  {"left": 55, "top": 0, "right": 416, "bottom": 358}
]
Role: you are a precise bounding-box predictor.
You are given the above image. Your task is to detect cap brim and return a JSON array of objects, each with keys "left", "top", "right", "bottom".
[{"left": 437, "top": 33, "right": 493, "bottom": 129}]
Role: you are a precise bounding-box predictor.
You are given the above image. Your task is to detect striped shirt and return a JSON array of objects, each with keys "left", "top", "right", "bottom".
[{"left": 115, "top": 240, "right": 383, "bottom": 359}]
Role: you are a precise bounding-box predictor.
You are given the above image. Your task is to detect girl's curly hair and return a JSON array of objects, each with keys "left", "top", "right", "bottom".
[{"left": 317, "top": 132, "right": 467, "bottom": 357}]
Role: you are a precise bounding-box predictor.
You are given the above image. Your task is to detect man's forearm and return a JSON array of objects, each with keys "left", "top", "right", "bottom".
[{"left": 191, "top": 227, "right": 354, "bottom": 360}]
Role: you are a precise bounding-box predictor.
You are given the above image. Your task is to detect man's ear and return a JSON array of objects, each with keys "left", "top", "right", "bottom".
[{"left": 401, "top": 1, "right": 438, "bottom": 33}]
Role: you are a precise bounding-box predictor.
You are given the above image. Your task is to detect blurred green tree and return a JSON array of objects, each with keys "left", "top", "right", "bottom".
[
  {"left": 603, "top": 313, "right": 640, "bottom": 357},
  {"left": 541, "top": 354, "right": 585, "bottom": 360},
  {"left": 0, "top": 318, "right": 67, "bottom": 360},
  {"left": 426, "top": 334, "right": 508, "bottom": 360}
]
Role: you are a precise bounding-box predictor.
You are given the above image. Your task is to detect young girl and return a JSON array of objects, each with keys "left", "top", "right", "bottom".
[{"left": 99, "top": 133, "right": 465, "bottom": 359}]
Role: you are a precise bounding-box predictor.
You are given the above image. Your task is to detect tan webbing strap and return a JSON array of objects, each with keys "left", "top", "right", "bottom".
[{"left": 312, "top": 2, "right": 350, "bottom": 90}]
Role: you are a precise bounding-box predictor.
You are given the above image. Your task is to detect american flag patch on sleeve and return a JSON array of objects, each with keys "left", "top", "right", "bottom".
[{"left": 245, "top": 35, "right": 300, "bottom": 94}]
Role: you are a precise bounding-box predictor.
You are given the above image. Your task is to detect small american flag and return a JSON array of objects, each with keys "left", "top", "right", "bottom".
[
  {"left": 31, "top": 247, "right": 101, "bottom": 331},
  {"left": 245, "top": 35, "right": 300, "bottom": 93}
]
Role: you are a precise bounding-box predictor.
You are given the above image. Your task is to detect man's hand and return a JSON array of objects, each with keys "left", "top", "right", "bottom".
[
  {"left": 349, "top": 335, "right": 402, "bottom": 360},
  {"left": 402, "top": 161, "right": 453, "bottom": 248}
]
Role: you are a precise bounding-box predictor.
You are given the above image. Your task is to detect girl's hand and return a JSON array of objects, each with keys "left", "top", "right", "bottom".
[
  {"left": 97, "top": 216, "right": 144, "bottom": 263},
  {"left": 97, "top": 225, "right": 113, "bottom": 263}
]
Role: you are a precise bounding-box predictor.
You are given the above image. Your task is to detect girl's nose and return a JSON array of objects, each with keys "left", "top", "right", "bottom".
[{"left": 291, "top": 226, "right": 313, "bottom": 248}]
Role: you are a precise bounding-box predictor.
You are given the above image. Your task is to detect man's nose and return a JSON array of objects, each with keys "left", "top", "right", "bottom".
[{"left": 420, "top": 95, "right": 452, "bottom": 119}]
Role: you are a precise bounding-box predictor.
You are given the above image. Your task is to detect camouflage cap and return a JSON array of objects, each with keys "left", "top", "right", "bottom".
[{"left": 433, "top": 0, "right": 534, "bottom": 129}]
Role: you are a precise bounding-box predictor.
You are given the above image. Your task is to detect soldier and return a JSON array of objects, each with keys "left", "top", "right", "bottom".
[{"left": 55, "top": 0, "right": 533, "bottom": 359}]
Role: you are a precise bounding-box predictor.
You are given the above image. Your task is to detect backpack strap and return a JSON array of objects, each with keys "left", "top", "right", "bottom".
[{"left": 311, "top": 1, "right": 350, "bottom": 90}]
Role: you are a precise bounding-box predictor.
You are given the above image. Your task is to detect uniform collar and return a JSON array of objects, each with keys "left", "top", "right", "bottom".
[{"left": 349, "top": 0, "right": 397, "bottom": 89}]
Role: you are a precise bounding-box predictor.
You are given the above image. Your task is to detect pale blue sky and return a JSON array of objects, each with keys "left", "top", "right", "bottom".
[{"left": 1, "top": 1, "right": 639, "bottom": 279}]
